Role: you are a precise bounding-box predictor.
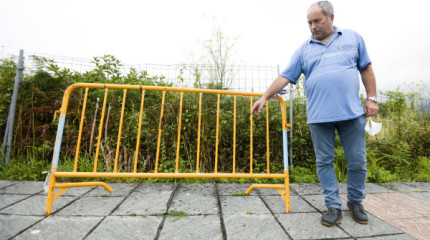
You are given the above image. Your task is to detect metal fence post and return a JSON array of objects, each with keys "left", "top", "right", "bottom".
[{"left": 1, "top": 49, "right": 24, "bottom": 166}]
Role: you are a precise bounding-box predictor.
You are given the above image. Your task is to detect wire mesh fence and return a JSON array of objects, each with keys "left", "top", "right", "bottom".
[
  {"left": 23, "top": 53, "right": 282, "bottom": 94},
  {"left": 15, "top": 52, "right": 428, "bottom": 110}
]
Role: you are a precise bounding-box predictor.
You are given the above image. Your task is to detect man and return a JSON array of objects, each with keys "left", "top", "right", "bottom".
[{"left": 251, "top": 1, "right": 378, "bottom": 227}]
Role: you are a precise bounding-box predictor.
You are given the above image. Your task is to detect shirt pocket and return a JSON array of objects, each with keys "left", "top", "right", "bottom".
[{"left": 337, "top": 45, "right": 357, "bottom": 66}]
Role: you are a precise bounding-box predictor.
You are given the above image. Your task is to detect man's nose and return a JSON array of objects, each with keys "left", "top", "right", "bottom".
[{"left": 310, "top": 22, "right": 317, "bottom": 31}]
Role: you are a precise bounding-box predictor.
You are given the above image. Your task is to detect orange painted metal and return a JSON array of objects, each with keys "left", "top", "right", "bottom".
[{"left": 45, "top": 83, "right": 292, "bottom": 215}]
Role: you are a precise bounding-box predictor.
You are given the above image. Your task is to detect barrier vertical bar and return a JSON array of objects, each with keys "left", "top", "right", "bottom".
[
  {"left": 93, "top": 88, "right": 109, "bottom": 172},
  {"left": 215, "top": 94, "right": 220, "bottom": 173},
  {"left": 114, "top": 89, "right": 127, "bottom": 173},
  {"left": 175, "top": 92, "right": 184, "bottom": 173},
  {"left": 155, "top": 91, "right": 166, "bottom": 173},
  {"left": 289, "top": 84, "right": 294, "bottom": 169},
  {"left": 233, "top": 95, "right": 236, "bottom": 174},
  {"left": 196, "top": 93, "right": 202, "bottom": 173},
  {"left": 250, "top": 96, "right": 253, "bottom": 174},
  {"left": 43, "top": 113, "right": 66, "bottom": 192},
  {"left": 133, "top": 90, "right": 145, "bottom": 173},
  {"left": 73, "top": 88, "right": 89, "bottom": 172},
  {"left": 279, "top": 96, "right": 289, "bottom": 172},
  {"left": 278, "top": 95, "right": 291, "bottom": 213},
  {"left": 266, "top": 100, "right": 270, "bottom": 174}
]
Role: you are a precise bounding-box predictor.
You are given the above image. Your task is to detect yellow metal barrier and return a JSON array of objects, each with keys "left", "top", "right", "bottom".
[{"left": 44, "top": 83, "right": 291, "bottom": 215}]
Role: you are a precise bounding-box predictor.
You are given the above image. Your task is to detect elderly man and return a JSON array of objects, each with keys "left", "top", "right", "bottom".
[{"left": 252, "top": 1, "right": 378, "bottom": 227}]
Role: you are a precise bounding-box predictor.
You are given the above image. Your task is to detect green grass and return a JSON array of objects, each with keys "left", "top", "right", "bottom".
[
  {"left": 232, "top": 192, "right": 248, "bottom": 196},
  {"left": 166, "top": 210, "right": 188, "bottom": 222}
]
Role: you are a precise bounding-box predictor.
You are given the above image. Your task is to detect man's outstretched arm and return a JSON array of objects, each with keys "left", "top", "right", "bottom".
[{"left": 251, "top": 75, "right": 290, "bottom": 116}]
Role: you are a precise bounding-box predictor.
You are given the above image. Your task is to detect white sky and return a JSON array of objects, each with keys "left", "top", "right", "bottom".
[{"left": 1, "top": 0, "right": 430, "bottom": 93}]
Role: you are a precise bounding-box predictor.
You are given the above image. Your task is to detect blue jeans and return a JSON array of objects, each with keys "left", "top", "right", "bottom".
[{"left": 309, "top": 115, "right": 367, "bottom": 209}]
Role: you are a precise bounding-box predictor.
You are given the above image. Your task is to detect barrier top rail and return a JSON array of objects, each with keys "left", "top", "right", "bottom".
[{"left": 58, "top": 83, "right": 266, "bottom": 114}]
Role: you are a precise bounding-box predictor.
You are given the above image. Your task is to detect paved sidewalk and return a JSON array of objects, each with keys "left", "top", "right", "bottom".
[{"left": 1, "top": 181, "right": 429, "bottom": 240}]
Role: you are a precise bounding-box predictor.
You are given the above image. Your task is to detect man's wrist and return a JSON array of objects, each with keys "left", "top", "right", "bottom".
[{"left": 366, "top": 96, "right": 378, "bottom": 103}]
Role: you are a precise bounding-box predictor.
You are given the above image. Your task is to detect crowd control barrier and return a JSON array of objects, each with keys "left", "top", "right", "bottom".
[{"left": 44, "top": 83, "right": 292, "bottom": 215}]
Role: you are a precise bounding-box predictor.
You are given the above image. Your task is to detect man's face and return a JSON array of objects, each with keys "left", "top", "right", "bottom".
[{"left": 307, "top": 5, "right": 334, "bottom": 41}]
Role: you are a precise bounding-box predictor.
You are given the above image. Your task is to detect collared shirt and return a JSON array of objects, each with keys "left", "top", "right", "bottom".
[{"left": 280, "top": 26, "right": 371, "bottom": 123}]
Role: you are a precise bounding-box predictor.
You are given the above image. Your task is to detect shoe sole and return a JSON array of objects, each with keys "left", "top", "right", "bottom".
[
  {"left": 347, "top": 204, "right": 368, "bottom": 224},
  {"left": 321, "top": 214, "right": 342, "bottom": 227}
]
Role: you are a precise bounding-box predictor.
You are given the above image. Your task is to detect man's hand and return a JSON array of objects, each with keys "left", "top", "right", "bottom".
[
  {"left": 251, "top": 75, "right": 290, "bottom": 116},
  {"left": 251, "top": 97, "right": 267, "bottom": 116},
  {"left": 364, "top": 100, "right": 378, "bottom": 117}
]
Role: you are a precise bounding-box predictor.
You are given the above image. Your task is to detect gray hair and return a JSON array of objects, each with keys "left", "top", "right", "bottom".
[{"left": 310, "top": 1, "right": 334, "bottom": 20}]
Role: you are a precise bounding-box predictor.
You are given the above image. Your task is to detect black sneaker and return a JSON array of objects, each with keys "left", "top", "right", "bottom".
[
  {"left": 347, "top": 201, "right": 368, "bottom": 224},
  {"left": 321, "top": 207, "right": 342, "bottom": 227}
]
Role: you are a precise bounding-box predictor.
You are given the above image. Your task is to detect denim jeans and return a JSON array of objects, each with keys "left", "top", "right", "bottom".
[{"left": 309, "top": 115, "right": 367, "bottom": 209}]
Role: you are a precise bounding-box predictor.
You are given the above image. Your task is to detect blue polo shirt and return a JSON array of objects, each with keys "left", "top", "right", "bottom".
[{"left": 280, "top": 26, "right": 371, "bottom": 123}]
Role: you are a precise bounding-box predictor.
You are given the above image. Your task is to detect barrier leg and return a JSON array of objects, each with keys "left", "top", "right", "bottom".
[
  {"left": 284, "top": 170, "right": 291, "bottom": 213},
  {"left": 245, "top": 184, "right": 284, "bottom": 195},
  {"left": 45, "top": 173, "right": 56, "bottom": 216},
  {"left": 246, "top": 182, "right": 290, "bottom": 213},
  {"left": 54, "top": 182, "right": 114, "bottom": 194}
]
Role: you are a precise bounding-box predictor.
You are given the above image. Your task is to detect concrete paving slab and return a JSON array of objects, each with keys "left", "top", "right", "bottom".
[
  {"left": 290, "top": 183, "right": 321, "bottom": 195},
  {"left": 381, "top": 182, "right": 421, "bottom": 192},
  {"left": 0, "top": 181, "right": 44, "bottom": 195},
  {"left": 339, "top": 210, "right": 403, "bottom": 238},
  {"left": 14, "top": 216, "right": 103, "bottom": 240},
  {"left": 220, "top": 196, "right": 271, "bottom": 215},
  {"left": 261, "top": 195, "right": 316, "bottom": 213},
  {"left": 0, "top": 194, "right": 30, "bottom": 209},
  {"left": 403, "top": 182, "right": 430, "bottom": 191},
  {"left": 159, "top": 215, "right": 223, "bottom": 240},
  {"left": 0, "top": 180, "right": 17, "bottom": 189},
  {"left": 276, "top": 212, "right": 350, "bottom": 239},
  {"left": 55, "top": 196, "right": 124, "bottom": 216},
  {"left": 217, "top": 183, "right": 257, "bottom": 196},
  {"left": 338, "top": 182, "right": 348, "bottom": 194},
  {"left": 223, "top": 214, "right": 288, "bottom": 240},
  {"left": 169, "top": 193, "right": 218, "bottom": 215},
  {"left": 84, "top": 183, "right": 138, "bottom": 197},
  {"left": 86, "top": 216, "right": 162, "bottom": 240},
  {"left": 112, "top": 191, "right": 172, "bottom": 216},
  {"left": 256, "top": 186, "right": 297, "bottom": 196},
  {"left": 133, "top": 183, "right": 175, "bottom": 194},
  {"left": 303, "top": 194, "right": 348, "bottom": 211},
  {"left": 0, "top": 195, "right": 77, "bottom": 215},
  {"left": 373, "top": 192, "right": 430, "bottom": 217},
  {"left": 360, "top": 234, "right": 417, "bottom": 240},
  {"left": 176, "top": 183, "right": 215, "bottom": 195},
  {"left": 0, "top": 215, "right": 44, "bottom": 239},
  {"left": 387, "top": 217, "right": 430, "bottom": 240},
  {"left": 406, "top": 191, "right": 430, "bottom": 203},
  {"left": 365, "top": 183, "right": 394, "bottom": 193}
]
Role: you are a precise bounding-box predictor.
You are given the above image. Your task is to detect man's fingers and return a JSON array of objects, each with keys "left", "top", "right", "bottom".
[
  {"left": 364, "top": 102, "right": 378, "bottom": 118},
  {"left": 251, "top": 100, "right": 265, "bottom": 116},
  {"left": 251, "top": 104, "right": 259, "bottom": 114}
]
